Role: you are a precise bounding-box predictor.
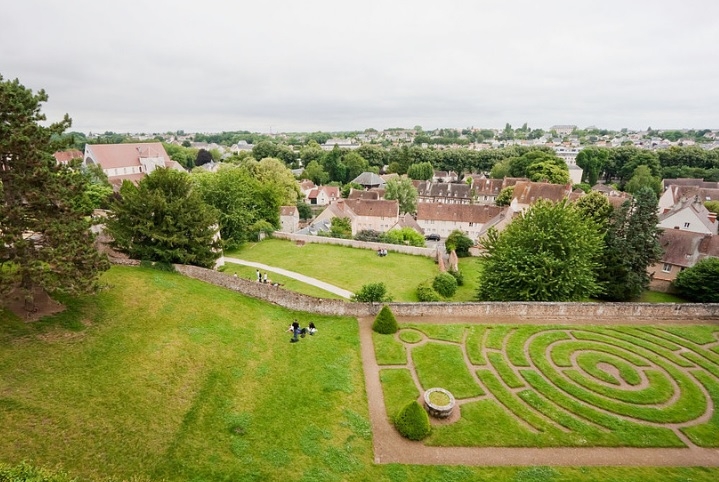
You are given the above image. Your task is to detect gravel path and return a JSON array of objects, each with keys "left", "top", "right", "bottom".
[
  {"left": 358, "top": 316, "right": 719, "bottom": 467},
  {"left": 223, "top": 257, "right": 354, "bottom": 299}
]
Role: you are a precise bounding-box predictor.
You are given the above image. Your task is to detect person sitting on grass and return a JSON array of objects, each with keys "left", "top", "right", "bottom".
[
  {"left": 287, "top": 320, "right": 302, "bottom": 343},
  {"left": 308, "top": 322, "right": 317, "bottom": 335}
]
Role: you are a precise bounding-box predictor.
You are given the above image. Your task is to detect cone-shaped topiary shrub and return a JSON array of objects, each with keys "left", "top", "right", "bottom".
[
  {"left": 394, "top": 400, "right": 431, "bottom": 440},
  {"left": 372, "top": 305, "right": 399, "bottom": 334}
]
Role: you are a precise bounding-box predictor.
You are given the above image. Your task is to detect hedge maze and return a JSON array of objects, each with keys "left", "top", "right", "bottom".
[{"left": 377, "top": 324, "right": 719, "bottom": 448}]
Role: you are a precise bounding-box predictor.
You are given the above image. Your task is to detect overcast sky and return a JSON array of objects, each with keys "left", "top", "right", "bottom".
[{"left": 2, "top": 0, "right": 718, "bottom": 134}]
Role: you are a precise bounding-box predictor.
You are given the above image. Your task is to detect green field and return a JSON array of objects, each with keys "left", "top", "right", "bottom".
[
  {"left": 378, "top": 323, "right": 719, "bottom": 449},
  {"left": 1, "top": 267, "right": 717, "bottom": 481},
  {"left": 226, "top": 239, "right": 440, "bottom": 301}
]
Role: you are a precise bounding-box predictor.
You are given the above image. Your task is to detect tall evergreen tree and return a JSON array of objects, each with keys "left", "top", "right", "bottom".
[
  {"left": 107, "top": 169, "right": 221, "bottom": 268},
  {"left": 597, "top": 187, "right": 663, "bottom": 300},
  {"left": 0, "top": 75, "right": 109, "bottom": 310}
]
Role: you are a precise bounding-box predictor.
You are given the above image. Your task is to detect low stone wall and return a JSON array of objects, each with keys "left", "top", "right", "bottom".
[
  {"left": 168, "top": 263, "right": 719, "bottom": 322},
  {"left": 272, "top": 231, "right": 437, "bottom": 258},
  {"left": 110, "top": 259, "right": 719, "bottom": 321}
]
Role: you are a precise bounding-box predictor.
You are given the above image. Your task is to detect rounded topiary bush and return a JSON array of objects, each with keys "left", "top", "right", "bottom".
[
  {"left": 416, "top": 280, "right": 441, "bottom": 301},
  {"left": 432, "top": 272, "right": 458, "bottom": 298},
  {"left": 372, "top": 305, "right": 399, "bottom": 334},
  {"left": 394, "top": 400, "right": 431, "bottom": 440},
  {"left": 448, "top": 268, "right": 464, "bottom": 286}
]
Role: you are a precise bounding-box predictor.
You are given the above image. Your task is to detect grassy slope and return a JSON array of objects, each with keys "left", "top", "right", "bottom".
[
  {"left": 0, "top": 267, "right": 715, "bottom": 482},
  {"left": 226, "top": 239, "right": 438, "bottom": 301}
]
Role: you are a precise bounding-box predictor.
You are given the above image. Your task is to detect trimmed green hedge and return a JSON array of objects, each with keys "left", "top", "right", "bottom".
[{"left": 394, "top": 400, "right": 431, "bottom": 440}]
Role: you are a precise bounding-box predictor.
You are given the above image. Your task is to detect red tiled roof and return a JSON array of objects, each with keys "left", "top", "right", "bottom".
[
  {"left": 280, "top": 206, "right": 298, "bottom": 217},
  {"left": 512, "top": 181, "right": 571, "bottom": 205},
  {"left": 53, "top": 150, "right": 83, "bottom": 164},
  {"left": 344, "top": 199, "right": 398, "bottom": 218},
  {"left": 658, "top": 229, "right": 707, "bottom": 267},
  {"left": 86, "top": 142, "right": 171, "bottom": 170},
  {"left": 417, "top": 203, "right": 504, "bottom": 223}
]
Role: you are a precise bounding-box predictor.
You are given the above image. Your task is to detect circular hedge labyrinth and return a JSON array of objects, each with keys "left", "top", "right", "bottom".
[{"left": 378, "top": 324, "right": 719, "bottom": 448}]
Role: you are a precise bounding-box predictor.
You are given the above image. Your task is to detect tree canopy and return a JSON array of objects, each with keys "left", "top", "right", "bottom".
[
  {"left": 107, "top": 169, "right": 221, "bottom": 268},
  {"left": 0, "top": 75, "right": 109, "bottom": 309},
  {"left": 384, "top": 177, "right": 418, "bottom": 215},
  {"left": 673, "top": 258, "right": 719, "bottom": 303},
  {"left": 477, "top": 200, "right": 603, "bottom": 301}
]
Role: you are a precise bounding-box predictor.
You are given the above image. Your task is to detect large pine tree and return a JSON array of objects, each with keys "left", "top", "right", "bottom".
[
  {"left": 0, "top": 76, "right": 109, "bottom": 310},
  {"left": 107, "top": 168, "right": 221, "bottom": 268},
  {"left": 597, "top": 187, "right": 663, "bottom": 301}
]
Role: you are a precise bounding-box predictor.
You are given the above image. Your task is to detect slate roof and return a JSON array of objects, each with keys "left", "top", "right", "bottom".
[
  {"left": 348, "top": 189, "right": 380, "bottom": 200},
  {"left": 663, "top": 178, "right": 719, "bottom": 190},
  {"left": 416, "top": 181, "right": 471, "bottom": 200},
  {"left": 658, "top": 229, "right": 708, "bottom": 267},
  {"left": 351, "top": 172, "right": 386, "bottom": 187}
]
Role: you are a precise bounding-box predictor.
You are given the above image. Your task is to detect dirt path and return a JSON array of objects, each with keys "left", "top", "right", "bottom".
[{"left": 358, "top": 316, "right": 719, "bottom": 466}]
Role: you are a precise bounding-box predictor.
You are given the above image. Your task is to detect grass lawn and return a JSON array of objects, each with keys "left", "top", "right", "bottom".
[
  {"left": 226, "top": 239, "right": 439, "bottom": 301},
  {"left": 637, "top": 291, "right": 688, "bottom": 303},
  {"left": 380, "top": 322, "right": 719, "bottom": 450},
  {"left": 1, "top": 268, "right": 717, "bottom": 481},
  {"left": 451, "top": 257, "right": 483, "bottom": 302},
  {"left": 222, "top": 261, "right": 344, "bottom": 299}
]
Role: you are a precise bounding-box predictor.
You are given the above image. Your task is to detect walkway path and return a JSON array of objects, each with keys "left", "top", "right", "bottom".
[
  {"left": 358, "top": 316, "right": 719, "bottom": 467},
  {"left": 223, "top": 257, "right": 354, "bottom": 299}
]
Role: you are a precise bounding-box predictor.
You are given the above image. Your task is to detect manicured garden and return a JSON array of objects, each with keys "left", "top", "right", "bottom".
[
  {"left": 1, "top": 267, "right": 717, "bottom": 481},
  {"left": 377, "top": 322, "right": 719, "bottom": 449}
]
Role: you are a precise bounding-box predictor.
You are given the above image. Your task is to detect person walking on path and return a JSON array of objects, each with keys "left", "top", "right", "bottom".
[{"left": 256, "top": 269, "right": 261, "bottom": 282}]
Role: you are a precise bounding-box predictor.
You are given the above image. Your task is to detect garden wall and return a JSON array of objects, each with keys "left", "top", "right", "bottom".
[
  {"left": 272, "top": 231, "right": 437, "bottom": 258},
  {"left": 170, "top": 263, "right": 719, "bottom": 322}
]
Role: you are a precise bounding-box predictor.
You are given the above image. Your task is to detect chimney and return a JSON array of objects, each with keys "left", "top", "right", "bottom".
[{"left": 709, "top": 212, "right": 717, "bottom": 224}]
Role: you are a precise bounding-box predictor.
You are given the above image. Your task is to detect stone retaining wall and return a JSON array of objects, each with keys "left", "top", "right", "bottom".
[
  {"left": 272, "top": 231, "right": 437, "bottom": 258},
  {"left": 167, "top": 263, "right": 719, "bottom": 322}
]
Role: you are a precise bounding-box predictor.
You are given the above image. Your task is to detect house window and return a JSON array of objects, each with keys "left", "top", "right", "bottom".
[
  {"left": 683, "top": 222, "right": 690, "bottom": 228},
  {"left": 662, "top": 263, "right": 672, "bottom": 273}
]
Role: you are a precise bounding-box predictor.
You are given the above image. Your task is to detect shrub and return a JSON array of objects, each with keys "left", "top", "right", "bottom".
[
  {"left": 416, "top": 280, "right": 441, "bottom": 302},
  {"left": 448, "top": 268, "right": 464, "bottom": 286},
  {"left": 445, "top": 230, "right": 474, "bottom": 257},
  {"left": 394, "top": 400, "right": 431, "bottom": 440},
  {"left": 673, "top": 258, "right": 719, "bottom": 302},
  {"left": 352, "top": 282, "right": 392, "bottom": 303},
  {"left": 372, "top": 305, "right": 399, "bottom": 334},
  {"left": 354, "top": 229, "right": 383, "bottom": 243},
  {"left": 433, "top": 272, "right": 458, "bottom": 298}
]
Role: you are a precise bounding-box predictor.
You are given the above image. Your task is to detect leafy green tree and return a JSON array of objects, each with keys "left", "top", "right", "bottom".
[
  {"left": 705, "top": 200, "right": 719, "bottom": 214},
  {"left": 195, "top": 148, "right": 213, "bottom": 166},
  {"left": 673, "top": 258, "right": 719, "bottom": 302},
  {"left": 356, "top": 144, "right": 388, "bottom": 168},
  {"left": 625, "top": 165, "right": 662, "bottom": 195},
  {"left": 354, "top": 282, "right": 392, "bottom": 303},
  {"left": 342, "top": 151, "right": 371, "bottom": 182},
  {"left": 322, "top": 146, "right": 348, "bottom": 183},
  {"left": 0, "top": 76, "right": 109, "bottom": 309},
  {"left": 490, "top": 158, "right": 511, "bottom": 179},
  {"left": 575, "top": 147, "right": 609, "bottom": 186},
  {"left": 329, "top": 216, "right": 352, "bottom": 239},
  {"left": 381, "top": 227, "right": 425, "bottom": 247},
  {"left": 354, "top": 229, "right": 383, "bottom": 242},
  {"left": 341, "top": 182, "right": 363, "bottom": 198},
  {"left": 244, "top": 157, "right": 301, "bottom": 205},
  {"left": 416, "top": 280, "right": 442, "bottom": 301},
  {"left": 192, "top": 165, "right": 281, "bottom": 248},
  {"left": 495, "top": 186, "right": 514, "bottom": 206},
  {"left": 384, "top": 177, "right": 418, "bottom": 214},
  {"left": 596, "top": 188, "right": 663, "bottom": 301},
  {"left": 574, "top": 191, "right": 613, "bottom": 228},
  {"left": 296, "top": 201, "right": 313, "bottom": 220},
  {"left": 527, "top": 161, "right": 570, "bottom": 184},
  {"left": 299, "top": 141, "right": 324, "bottom": 165},
  {"left": 433, "top": 272, "right": 458, "bottom": 298},
  {"left": 107, "top": 169, "right": 220, "bottom": 268},
  {"left": 301, "top": 160, "right": 329, "bottom": 186},
  {"left": 445, "top": 230, "right": 474, "bottom": 257},
  {"left": 407, "top": 161, "right": 434, "bottom": 180},
  {"left": 477, "top": 200, "right": 603, "bottom": 301}
]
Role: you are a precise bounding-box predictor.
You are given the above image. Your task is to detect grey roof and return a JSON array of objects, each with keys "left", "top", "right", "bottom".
[{"left": 351, "top": 172, "right": 386, "bottom": 187}]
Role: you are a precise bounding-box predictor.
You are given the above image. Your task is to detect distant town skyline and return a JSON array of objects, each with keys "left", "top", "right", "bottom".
[{"left": 2, "top": 0, "right": 718, "bottom": 134}]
